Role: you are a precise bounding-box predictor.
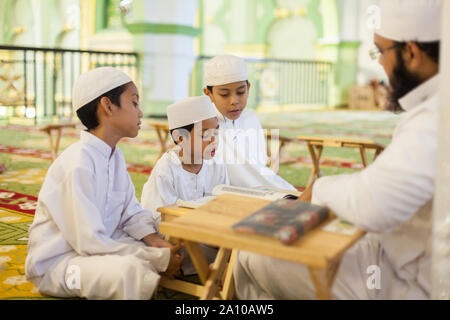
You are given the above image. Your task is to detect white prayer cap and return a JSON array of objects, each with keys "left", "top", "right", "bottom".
[
  {"left": 204, "top": 54, "right": 248, "bottom": 86},
  {"left": 167, "top": 96, "right": 216, "bottom": 130},
  {"left": 377, "top": 0, "right": 442, "bottom": 42},
  {"left": 72, "top": 67, "right": 132, "bottom": 111}
]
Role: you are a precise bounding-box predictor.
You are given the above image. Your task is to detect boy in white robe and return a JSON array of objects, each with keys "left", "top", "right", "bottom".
[
  {"left": 203, "top": 54, "right": 295, "bottom": 191},
  {"left": 25, "top": 67, "right": 184, "bottom": 300},
  {"left": 141, "top": 96, "right": 228, "bottom": 274}
]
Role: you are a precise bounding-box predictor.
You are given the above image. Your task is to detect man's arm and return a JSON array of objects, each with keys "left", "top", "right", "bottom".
[{"left": 311, "top": 115, "right": 436, "bottom": 232}]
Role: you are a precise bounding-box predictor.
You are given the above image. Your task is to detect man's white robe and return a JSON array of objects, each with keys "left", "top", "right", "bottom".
[{"left": 234, "top": 75, "right": 439, "bottom": 300}]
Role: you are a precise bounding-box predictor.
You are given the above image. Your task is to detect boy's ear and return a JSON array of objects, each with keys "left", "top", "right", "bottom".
[
  {"left": 247, "top": 81, "right": 251, "bottom": 92},
  {"left": 172, "top": 129, "right": 185, "bottom": 145},
  {"left": 203, "top": 88, "right": 214, "bottom": 102},
  {"left": 99, "top": 97, "right": 113, "bottom": 116}
]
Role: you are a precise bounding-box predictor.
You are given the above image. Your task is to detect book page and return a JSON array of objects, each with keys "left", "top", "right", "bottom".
[
  {"left": 322, "top": 218, "right": 359, "bottom": 235},
  {"left": 176, "top": 196, "right": 217, "bottom": 209},
  {"left": 211, "top": 184, "right": 296, "bottom": 201}
]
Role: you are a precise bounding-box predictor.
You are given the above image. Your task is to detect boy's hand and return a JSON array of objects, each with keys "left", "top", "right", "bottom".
[
  {"left": 143, "top": 233, "right": 173, "bottom": 248},
  {"left": 163, "top": 243, "right": 185, "bottom": 279}
]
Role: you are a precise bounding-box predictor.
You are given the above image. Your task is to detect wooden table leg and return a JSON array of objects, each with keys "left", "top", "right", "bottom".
[
  {"left": 220, "top": 249, "right": 237, "bottom": 300},
  {"left": 184, "top": 241, "right": 211, "bottom": 284},
  {"left": 43, "top": 128, "right": 61, "bottom": 161},
  {"left": 53, "top": 129, "right": 63, "bottom": 160},
  {"left": 306, "top": 144, "right": 323, "bottom": 188},
  {"left": 200, "top": 248, "right": 232, "bottom": 300},
  {"left": 373, "top": 147, "right": 383, "bottom": 161},
  {"left": 44, "top": 129, "right": 56, "bottom": 161},
  {"left": 359, "top": 146, "right": 368, "bottom": 167},
  {"left": 155, "top": 128, "right": 169, "bottom": 160},
  {"left": 308, "top": 259, "right": 341, "bottom": 300}
]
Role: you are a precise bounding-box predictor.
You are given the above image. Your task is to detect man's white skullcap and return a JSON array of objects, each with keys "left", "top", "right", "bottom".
[
  {"left": 377, "top": 0, "right": 442, "bottom": 42},
  {"left": 167, "top": 96, "right": 216, "bottom": 130},
  {"left": 72, "top": 67, "right": 132, "bottom": 111},
  {"left": 204, "top": 54, "right": 248, "bottom": 86}
]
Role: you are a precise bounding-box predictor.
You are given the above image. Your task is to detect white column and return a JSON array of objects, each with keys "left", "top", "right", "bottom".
[
  {"left": 128, "top": 0, "right": 199, "bottom": 116},
  {"left": 431, "top": 0, "right": 450, "bottom": 299}
]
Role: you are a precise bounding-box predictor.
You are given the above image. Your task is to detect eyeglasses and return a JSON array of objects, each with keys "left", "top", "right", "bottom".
[{"left": 369, "top": 43, "right": 402, "bottom": 60}]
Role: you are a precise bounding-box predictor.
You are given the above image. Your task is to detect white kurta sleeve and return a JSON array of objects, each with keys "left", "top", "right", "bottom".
[
  {"left": 118, "top": 173, "right": 158, "bottom": 240},
  {"left": 42, "top": 167, "right": 170, "bottom": 272},
  {"left": 141, "top": 170, "right": 178, "bottom": 228},
  {"left": 311, "top": 110, "right": 436, "bottom": 233}
]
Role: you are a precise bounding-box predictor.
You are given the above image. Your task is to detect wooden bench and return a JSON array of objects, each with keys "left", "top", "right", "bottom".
[
  {"left": 39, "top": 123, "right": 77, "bottom": 161},
  {"left": 296, "top": 135, "right": 385, "bottom": 188}
]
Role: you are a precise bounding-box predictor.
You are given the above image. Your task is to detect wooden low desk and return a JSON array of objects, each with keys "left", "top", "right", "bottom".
[
  {"left": 296, "top": 135, "right": 385, "bottom": 188},
  {"left": 159, "top": 194, "right": 365, "bottom": 300},
  {"left": 39, "top": 122, "right": 77, "bottom": 161},
  {"left": 157, "top": 204, "right": 238, "bottom": 300}
]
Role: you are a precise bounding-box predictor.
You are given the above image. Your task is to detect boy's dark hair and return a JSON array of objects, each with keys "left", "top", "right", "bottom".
[
  {"left": 76, "top": 83, "right": 129, "bottom": 130},
  {"left": 170, "top": 123, "right": 194, "bottom": 145},
  {"left": 206, "top": 80, "right": 249, "bottom": 94}
]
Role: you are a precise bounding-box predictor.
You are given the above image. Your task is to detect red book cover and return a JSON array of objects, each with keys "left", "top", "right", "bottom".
[{"left": 232, "top": 199, "right": 329, "bottom": 245}]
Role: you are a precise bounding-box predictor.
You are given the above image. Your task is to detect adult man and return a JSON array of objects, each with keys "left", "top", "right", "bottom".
[{"left": 234, "top": 0, "right": 441, "bottom": 299}]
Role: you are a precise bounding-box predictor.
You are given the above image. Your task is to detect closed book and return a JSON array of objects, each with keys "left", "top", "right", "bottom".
[{"left": 231, "top": 199, "right": 329, "bottom": 245}]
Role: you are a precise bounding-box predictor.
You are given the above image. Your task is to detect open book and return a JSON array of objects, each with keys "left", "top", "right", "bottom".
[
  {"left": 175, "top": 184, "right": 301, "bottom": 209},
  {"left": 232, "top": 198, "right": 329, "bottom": 245}
]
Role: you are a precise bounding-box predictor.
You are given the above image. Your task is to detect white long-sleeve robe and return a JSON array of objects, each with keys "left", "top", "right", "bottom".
[
  {"left": 25, "top": 131, "right": 170, "bottom": 300},
  {"left": 141, "top": 148, "right": 229, "bottom": 225},
  {"left": 141, "top": 148, "right": 229, "bottom": 274},
  {"left": 214, "top": 107, "right": 295, "bottom": 190},
  {"left": 234, "top": 75, "right": 439, "bottom": 300}
]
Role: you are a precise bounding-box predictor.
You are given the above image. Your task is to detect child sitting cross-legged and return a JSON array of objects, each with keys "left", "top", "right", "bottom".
[
  {"left": 141, "top": 96, "right": 229, "bottom": 275},
  {"left": 26, "top": 67, "right": 184, "bottom": 300}
]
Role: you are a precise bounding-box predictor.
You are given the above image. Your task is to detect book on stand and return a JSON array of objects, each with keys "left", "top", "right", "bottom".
[
  {"left": 231, "top": 198, "right": 329, "bottom": 245},
  {"left": 175, "top": 184, "right": 300, "bottom": 209}
]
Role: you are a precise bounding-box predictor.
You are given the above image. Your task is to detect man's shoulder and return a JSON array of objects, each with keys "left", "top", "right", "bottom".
[{"left": 400, "top": 93, "right": 438, "bottom": 128}]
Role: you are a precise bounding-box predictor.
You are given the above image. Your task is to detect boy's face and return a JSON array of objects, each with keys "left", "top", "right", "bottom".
[
  {"left": 204, "top": 81, "right": 250, "bottom": 121},
  {"left": 110, "top": 82, "right": 143, "bottom": 138},
  {"left": 175, "top": 117, "right": 219, "bottom": 163}
]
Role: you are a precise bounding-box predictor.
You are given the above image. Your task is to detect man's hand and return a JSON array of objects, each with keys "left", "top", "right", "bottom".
[
  {"left": 298, "top": 181, "right": 315, "bottom": 203},
  {"left": 162, "top": 242, "right": 185, "bottom": 279}
]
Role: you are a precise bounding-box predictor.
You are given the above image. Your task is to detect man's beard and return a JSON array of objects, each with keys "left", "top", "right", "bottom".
[{"left": 386, "top": 50, "right": 424, "bottom": 113}]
